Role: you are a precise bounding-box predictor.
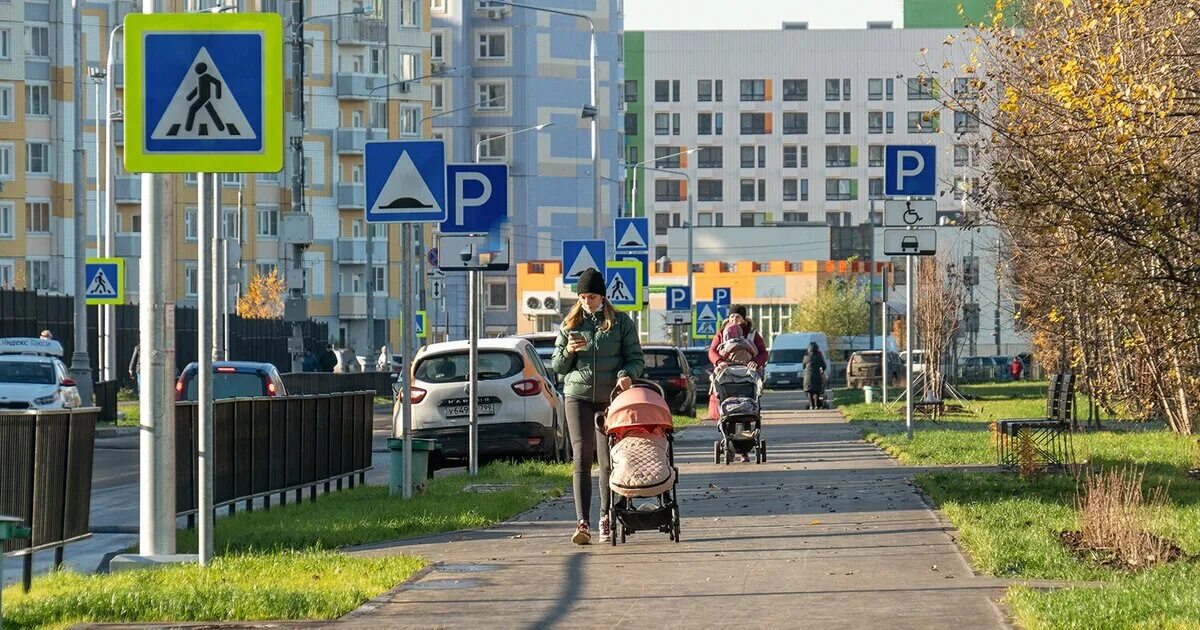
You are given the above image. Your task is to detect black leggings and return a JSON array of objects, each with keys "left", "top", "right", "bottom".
[{"left": 565, "top": 397, "right": 611, "bottom": 523}]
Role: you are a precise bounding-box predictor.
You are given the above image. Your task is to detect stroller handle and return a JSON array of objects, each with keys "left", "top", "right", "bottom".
[{"left": 609, "top": 378, "right": 666, "bottom": 401}]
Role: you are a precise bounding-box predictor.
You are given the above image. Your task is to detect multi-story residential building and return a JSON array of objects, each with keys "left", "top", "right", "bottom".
[
  {"left": 430, "top": 0, "right": 624, "bottom": 338},
  {"left": 0, "top": 0, "right": 432, "bottom": 356}
]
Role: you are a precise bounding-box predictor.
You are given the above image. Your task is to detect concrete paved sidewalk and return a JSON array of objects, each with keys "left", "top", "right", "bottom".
[{"left": 341, "top": 391, "right": 1009, "bottom": 629}]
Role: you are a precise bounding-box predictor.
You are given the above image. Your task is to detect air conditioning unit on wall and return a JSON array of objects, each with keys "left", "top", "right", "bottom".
[
  {"left": 488, "top": 7, "right": 507, "bottom": 20},
  {"left": 522, "top": 292, "right": 560, "bottom": 316}
]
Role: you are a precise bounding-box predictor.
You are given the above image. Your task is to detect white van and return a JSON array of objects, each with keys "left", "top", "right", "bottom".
[{"left": 764, "top": 332, "right": 829, "bottom": 390}]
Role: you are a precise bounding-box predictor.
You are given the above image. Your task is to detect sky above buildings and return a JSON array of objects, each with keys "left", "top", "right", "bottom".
[{"left": 625, "top": 0, "right": 906, "bottom": 31}]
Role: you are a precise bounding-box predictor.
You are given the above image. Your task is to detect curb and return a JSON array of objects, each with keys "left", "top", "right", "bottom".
[{"left": 96, "top": 426, "right": 139, "bottom": 438}]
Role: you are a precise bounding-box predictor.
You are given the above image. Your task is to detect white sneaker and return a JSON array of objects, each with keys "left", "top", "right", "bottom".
[
  {"left": 571, "top": 519, "right": 591, "bottom": 545},
  {"left": 599, "top": 515, "right": 612, "bottom": 543}
]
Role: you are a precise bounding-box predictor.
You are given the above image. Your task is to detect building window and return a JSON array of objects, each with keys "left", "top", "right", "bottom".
[
  {"left": 220, "top": 173, "right": 242, "bottom": 186},
  {"left": 782, "top": 179, "right": 798, "bottom": 202},
  {"left": 370, "top": 48, "right": 385, "bottom": 75},
  {"left": 869, "top": 145, "right": 885, "bottom": 167},
  {"left": 869, "top": 177, "right": 885, "bottom": 199},
  {"left": 0, "top": 29, "right": 9, "bottom": 60},
  {"left": 476, "top": 31, "right": 507, "bottom": 60},
  {"left": 907, "top": 77, "right": 936, "bottom": 100},
  {"left": 625, "top": 80, "right": 638, "bottom": 102},
  {"left": 740, "top": 79, "right": 766, "bottom": 102},
  {"left": 826, "top": 211, "right": 851, "bottom": 227},
  {"left": 825, "top": 78, "right": 840, "bottom": 101},
  {"left": 25, "top": 84, "right": 49, "bottom": 116},
  {"left": 185, "top": 265, "right": 199, "bottom": 296},
  {"left": 697, "top": 112, "right": 712, "bottom": 135},
  {"left": 372, "top": 266, "right": 385, "bottom": 293},
  {"left": 256, "top": 206, "right": 278, "bottom": 237},
  {"left": 954, "top": 144, "right": 971, "bottom": 167},
  {"left": 431, "top": 0, "right": 447, "bottom": 12},
  {"left": 399, "top": 0, "right": 419, "bottom": 26},
  {"left": 782, "top": 79, "right": 807, "bottom": 101},
  {"left": 868, "top": 111, "right": 883, "bottom": 134},
  {"left": 825, "top": 112, "right": 841, "bottom": 134},
  {"left": 843, "top": 112, "right": 851, "bottom": 133},
  {"left": 800, "top": 146, "right": 808, "bottom": 168},
  {"left": 672, "top": 113, "right": 681, "bottom": 135},
  {"left": 825, "top": 145, "right": 852, "bottom": 167},
  {"left": 697, "top": 145, "right": 722, "bottom": 168},
  {"left": 954, "top": 110, "right": 980, "bottom": 133},
  {"left": 740, "top": 113, "right": 767, "bottom": 135},
  {"left": 868, "top": 78, "right": 884, "bottom": 100},
  {"left": 475, "top": 131, "right": 507, "bottom": 160},
  {"left": 842, "top": 78, "right": 851, "bottom": 100},
  {"left": 672, "top": 79, "right": 681, "bottom": 102},
  {"left": 908, "top": 111, "right": 939, "bottom": 133},
  {"left": 697, "top": 79, "right": 713, "bottom": 102},
  {"left": 655, "top": 179, "right": 681, "bottom": 202},
  {"left": 431, "top": 81, "right": 444, "bottom": 110},
  {"left": 0, "top": 260, "right": 13, "bottom": 288},
  {"left": 26, "top": 26, "right": 49, "bottom": 58},
  {"left": 184, "top": 208, "right": 198, "bottom": 240},
  {"left": 697, "top": 179, "right": 723, "bottom": 201},
  {"left": 257, "top": 170, "right": 280, "bottom": 184},
  {"left": 800, "top": 178, "right": 809, "bottom": 201},
  {"left": 655, "top": 80, "right": 670, "bottom": 102},
  {"left": 953, "top": 176, "right": 966, "bottom": 200},
  {"left": 477, "top": 81, "right": 506, "bottom": 109},
  {"left": 400, "top": 105, "right": 420, "bottom": 135},
  {"left": 739, "top": 146, "right": 761, "bottom": 168},
  {"left": 825, "top": 178, "right": 856, "bottom": 201},
  {"left": 624, "top": 113, "right": 638, "bottom": 135},
  {"left": 782, "top": 112, "right": 807, "bottom": 135},
  {"left": 714, "top": 112, "right": 724, "bottom": 135},
  {"left": 25, "top": 142, "right": 50, "bottom": 175},
  {"left": 783, "top": 145, "right": 797, "bottom": 168},
  {"left": 739, "top": 178, "right": 765, "bottom": 202},
  {"left": 0, "top": 202, "right": 11, "bottom": 238},
  {"left": 654, "top": 145, "right": 683, "bottom": 168},
  {"left": 783, "top": 212, "right": 808, "bottom": 223},
  {"left": 0, "top": 144, "right": 11, "bottom": 179},
  {"left": 886, "top": 111, "right": 895, "bottom": 133},
  {"left": 0, "top": 85, "right": 11, "bottom": 121},
  {"left": 954, "top": 77, "right": 978, "bottom": 98},
  {"left": 26, "top": 259, "right": 51, "bottom": 291},
  {"left": 654, "top": 113, "right": 669, "bottom": 135},
  {"left": 740, "top": 212, "right": 766, "bottom": 227}
]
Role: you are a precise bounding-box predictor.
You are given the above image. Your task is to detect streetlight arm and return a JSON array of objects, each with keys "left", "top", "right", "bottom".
[
  {"left": 474, "top": 122, "right": 554, "bottom": 163},
  {"left": 487, "top": 0, "right": 594, "bottom": 34},
  {"left": 367, "top": 67, "right": 460, "bottom": 99}
]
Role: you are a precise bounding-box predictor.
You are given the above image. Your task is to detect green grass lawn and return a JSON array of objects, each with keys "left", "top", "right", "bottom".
[
  {"left": 2, "top": 461, "right": 569, "bottom": 629},
  {"left": 674, "top": 412, "right": 704, "bottom": 428}
]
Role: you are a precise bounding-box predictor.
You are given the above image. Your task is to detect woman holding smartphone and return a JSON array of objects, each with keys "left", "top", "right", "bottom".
[{"left": 551, "top": 267, "right": 645, "bottom": 545}]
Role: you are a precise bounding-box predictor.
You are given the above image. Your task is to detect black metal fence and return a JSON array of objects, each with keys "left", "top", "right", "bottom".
[
  {"left": 0, "top": 289, "right": 330, "bottom": 390},
  {"left": 0, "top": 408, "right": 98, "bottom": 587},
  {"left": 173, "top": 391, "right": 374, "bottom": 519},
  {"left": 281, "top": 372, "right": 393, "bottom": 396}
]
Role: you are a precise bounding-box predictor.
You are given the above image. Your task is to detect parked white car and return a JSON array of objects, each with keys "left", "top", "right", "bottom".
[
  {"left": 0, "top": 338, "right": 82, "bottom": 410},
  {"left": 399, "top": 337, "right": 566, "bottom": 470}
]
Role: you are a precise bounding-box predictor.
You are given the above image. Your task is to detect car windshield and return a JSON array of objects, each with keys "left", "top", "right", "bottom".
[
  {"left": 415, "top": 351, "right": 523, "bottom": 383},
  {"left": 184, "top": 372, "right": 266, "bottom": 401},
  {"left": 643, "top": 351, "right": 681, "bottom": 371},
  {"left": 993, "top": 357, "right": 1011, "bottom": 366},
  {"left": 682, "top": 351, "right": 709, "bottom": 373},
  {"left": 769, "top": 349, "right": 810, "bottom": 364},
  {"left": 0, "top": 361, "right": 56, "bottom": 384}
]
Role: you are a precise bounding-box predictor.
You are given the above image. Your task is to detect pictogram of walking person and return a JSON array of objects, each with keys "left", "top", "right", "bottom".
[{"left": 185, "top": 62, "right": 226, "bottom": 134}]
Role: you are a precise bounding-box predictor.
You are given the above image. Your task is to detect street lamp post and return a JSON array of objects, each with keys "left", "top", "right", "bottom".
[
  {"left": 104, "top": 22, "right": 123, "bottom": 389},
  {"left": 89, "top": 66, "right": 107, "bottom": 381},
  {"left": 630, "top": 161, "right": 695, "bottom": 341},
  {"left": 489, "top": 1, "right": 600, "bottom": 238},
  {"left": 627, "top": 148, "right": 695, "bottom": 219}
]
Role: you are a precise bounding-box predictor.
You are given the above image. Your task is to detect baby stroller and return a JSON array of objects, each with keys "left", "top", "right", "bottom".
[
  {"left": 809, "top": 372, "right": 832, "bottom": 410},
  {"left": 604, "top": 380, "right": 681, "bottom": 545},
  {"left": 713, "top": 364, "right": 766, "bottom": 464}
]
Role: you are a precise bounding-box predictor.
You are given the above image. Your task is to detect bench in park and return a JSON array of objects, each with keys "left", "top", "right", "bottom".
[{"left": 995, "top": 373, "right": 1077, "bottom": 471}]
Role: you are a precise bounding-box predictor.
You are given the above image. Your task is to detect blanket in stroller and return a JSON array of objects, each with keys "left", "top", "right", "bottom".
[
  {"left": 719, "top": 396, "right": 760, "bottom": 418},
  {"left": 610, "top": 429, "right": 676, "bottom": 497},
  {"left": 718, "top": 322, "right": 758, "bottom": 365}
]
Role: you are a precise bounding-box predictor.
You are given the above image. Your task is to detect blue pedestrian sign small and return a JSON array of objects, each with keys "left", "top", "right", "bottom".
[
  {"left": 713, "top": 287, "right": 731, "bottom": 307},
  {"left": 562, "top": 239, "right": 606, "bottom": 284},
  {"left": 666, "top": 286, "right": 691, "bottom": 312},
  {"left": 605, "top": 261, "right": 643, "bottom": 312},
  {"left": 442, "top": 164, "right": 509, "bottom": 235},
  {"left": 694, "top": 300, "right": 720, "bottom": 339},
  {"left": 613, "top": 217, "right": 649, "bottom": 252},
  {"left": 85, "top": 258, "right": 124, "bottom": 306},
  {"left": 415, "top": 311, "right": 428, "bottom": 339},
  {"left": 885, "top": 145, "right": 937, "bottom": 197},
  {"left": 365, "top": 140, "right": 447, "bottom": 223}
]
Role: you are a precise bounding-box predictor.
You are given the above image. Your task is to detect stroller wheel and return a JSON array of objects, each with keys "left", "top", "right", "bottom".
[
  {"left": 714, "top": 440, "right": 722, "bottom": 465},
  {"left": 761, "top": 440, "right": 767, "bottom": 463},
  {"left": 620, "top": 529, "right": 626, "bottom": 543},
  {"left": 724, "top": 444, "right": 733, "bottom": 465}
]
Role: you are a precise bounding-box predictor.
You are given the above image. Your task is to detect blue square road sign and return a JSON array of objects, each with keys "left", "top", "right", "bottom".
[
  {"left": 365, "top": 140, "right": 447, "bottom": 223},
  {"left": 885, "top": 145, "right": 937, "bottom": 197}
]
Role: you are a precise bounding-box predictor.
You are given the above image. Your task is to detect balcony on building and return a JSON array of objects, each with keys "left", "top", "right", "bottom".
[
  {"left": 115, "top": 176, "right": 140, "bottom": 203},
  {"left": 338, "top": 294, "right": 386, "bottom": 319},
  {"left": 338, "top": 16, "right": 387, "bottom": 45},
  {"left": 114, "top": 233, "right": 140, "bottom": 258},
  {"left": 337, "top": 183, "right": 365, "bottom": 209},
  {"left": 336, "top": 128, "right": 385, "bottom": 154},
  {"left": 336, "top": 74, "right": 386, "bottom": 100},
  {"left": 338, "top": 238, "right": 387, "bottom": 264}
]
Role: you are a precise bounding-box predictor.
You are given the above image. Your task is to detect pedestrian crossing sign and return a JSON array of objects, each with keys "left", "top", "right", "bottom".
[
  {"left": 123, "top": 13, "right": 284, "bottom": 173},
  {"left": 415, "top": 311, "right": 428, "bottom": 339},
  {"left": 605, "top": 260, "right": 642, "bottom": 312},
  {"left": 693, "top": 300, "right": 720, "bottom": 339},
  {"left": 85, "top": 258, "right": 124, "bottom": 305}
]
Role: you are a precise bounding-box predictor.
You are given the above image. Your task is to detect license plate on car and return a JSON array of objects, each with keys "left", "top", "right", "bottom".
[
  {"left": 776, "top": 379, "right": 790, "bottom": 385},
  {"left": 444, "top": 403, "right": 495, "bottom": 418}
]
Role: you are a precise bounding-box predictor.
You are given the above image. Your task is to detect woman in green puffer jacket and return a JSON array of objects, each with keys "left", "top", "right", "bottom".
[{"left": 551, "top": 267, "right": 644, "bottom": 545}]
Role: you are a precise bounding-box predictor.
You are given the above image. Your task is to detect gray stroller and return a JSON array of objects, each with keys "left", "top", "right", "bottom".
[{"left": 712, "top": 364, "right": 766, "bottom": 464}]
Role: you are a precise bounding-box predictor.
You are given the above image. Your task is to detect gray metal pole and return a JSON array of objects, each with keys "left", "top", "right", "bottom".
[
  {"left": 905, "top": 254, "right": 914, "bottom": 440},
  {"left": 70, "top": 0, "right": 94, "bottom": 405},
  {"left": 104, "top": 27, "right": 119, "bottom": 387},
  {"left": 94, "top": 78, "right": 105, "bottom": 381},
  {"left": 868, "top": 201, "right": 876, "bottom": 351},
  {"left": 197, "top": 173, "right": 214, "bottom": 566},
  {"left": 365, "top": 211, "right": 375, "bottom": 371},
  {"left": 589, "top": 29, "right": 600, "bottom": 239},
  {"left": 400, "top": 223, "right": 413, "bottom": 497},
  {"left": 138, "top": 0, "right": 176, "bottom": 558},
  {"left": 211, "top": 174, "right": 223, "bottom": 361},
  {"left": 468, "top": 267, "right": 479, "bottom": 475},
  {"left": 287, "top": 0, "right": 306, "bottom": 373},
  {"left": 686, "top": 184, "right": 694, "bottom": 347},
  {"left": 881, "top": 275, "right": 889, "bottom": 404}
]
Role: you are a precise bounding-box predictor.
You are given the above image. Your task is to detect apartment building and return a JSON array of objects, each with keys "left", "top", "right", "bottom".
[
  {"left": 430, "top": 0, "right": 624, "bottom": 338},
  {"left": 0, "top": 0, "right": 432, "bottom": 355}
]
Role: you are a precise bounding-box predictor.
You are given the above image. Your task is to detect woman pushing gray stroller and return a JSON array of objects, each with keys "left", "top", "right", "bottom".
[{"left": 707, "top": 305, "right": 768, "bottom": 464}]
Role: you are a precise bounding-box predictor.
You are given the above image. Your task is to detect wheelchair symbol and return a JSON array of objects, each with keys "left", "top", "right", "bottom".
[{"left": 902, "top": 201, "right": 923, "bottom": 225}]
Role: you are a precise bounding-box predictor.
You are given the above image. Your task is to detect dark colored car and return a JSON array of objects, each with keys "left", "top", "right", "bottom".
[
  {"left": 680, "top": 347, "right": 713, "bottom": 406},
  {"left": 176, "top": 361, "right": 288, "bottom": 401},
  {"left": 640, "top": 345, "right": 696, "bottom": 415},
  {"left": 846, "top": 350, "right": 901, "bottom": 389}
]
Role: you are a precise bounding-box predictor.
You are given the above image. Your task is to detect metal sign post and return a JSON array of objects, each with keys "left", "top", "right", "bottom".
[
  {"left": 400, "top": 223, "right": 413, "bottom": 497},
  {"left": 468, "top": 265, "right": 480, "bottom": 475},
  {"left": 196, "top": 172, "right": 214, "bottom": 566},
  {"left": 905, "top": 254, "right": 914, "bottom": 440}
]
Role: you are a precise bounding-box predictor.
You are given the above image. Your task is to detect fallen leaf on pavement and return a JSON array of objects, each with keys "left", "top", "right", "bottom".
[{"left": 810, "top": 519, "right": 822, "bottom": 525}]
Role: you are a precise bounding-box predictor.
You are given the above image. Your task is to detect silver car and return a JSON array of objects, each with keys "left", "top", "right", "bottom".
[{"left": 0, "top": 338, "right": 82, "bottom": 410}]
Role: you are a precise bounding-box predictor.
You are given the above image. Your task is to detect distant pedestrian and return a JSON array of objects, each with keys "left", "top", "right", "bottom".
[
  {"left": 317, "top": 344, "right": 337, "bottom": 373},
  {"left": 129, "top": 344, "right": 141, "bottom": 392},
  {"left": 301, "top": 350, "right": 317, "bottom": 373},
  {"left": 39, "top": 330, "right": 52, "bottom": 340},
  {"left": 376, "top": 346, "right": 390, "bottom": 373},
  {"left": 1010, "top": 356, "right": 1023, "bottom": 381},
  {"left": 803, "top": 342, "right": 827, "bottom": 410}
]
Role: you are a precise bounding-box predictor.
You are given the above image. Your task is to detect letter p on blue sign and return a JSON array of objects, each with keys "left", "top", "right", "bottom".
[{"left": 885, "top": 145, "right": 937, "bottom": 197}]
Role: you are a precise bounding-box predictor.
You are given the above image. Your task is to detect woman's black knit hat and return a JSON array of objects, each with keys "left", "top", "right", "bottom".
[
  {"left": 575, "top": 268, "right": 606, "bottom": 295},
  {"left": 730, "top": 304, "right": 748, "bottom": 317}
]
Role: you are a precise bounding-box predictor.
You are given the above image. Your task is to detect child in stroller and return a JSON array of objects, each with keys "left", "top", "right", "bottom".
[
  {"left": 604, "top": 380, "right": 681, "bottom": 544},
  {"left": 709, "top": 310, "right": 768, "bottom": 464}
]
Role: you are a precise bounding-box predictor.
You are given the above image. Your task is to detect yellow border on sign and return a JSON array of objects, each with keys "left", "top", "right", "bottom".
[
  {"left": 85, "top": 257, "right": 125, "bottom": 306},
  {"left": 692, "top": 303, "right": 719, "bottom": 339},
  {"left": 606, "top": 260, "right": 643, "bottom": 313},
  {"left": 416, "top": 311, "right": 428, "bottom": 339},
  {"left": 124, "top": 13, "right": 284, "bottom": 173}
]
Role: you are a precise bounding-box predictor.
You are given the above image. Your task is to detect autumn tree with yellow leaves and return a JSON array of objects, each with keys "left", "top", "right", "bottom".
[
  {"left": 936, "top": 0, "right": 1200, "bottom": 432},
  {"left": 236, "top": 269, "right": 285, "bottom": 319}
]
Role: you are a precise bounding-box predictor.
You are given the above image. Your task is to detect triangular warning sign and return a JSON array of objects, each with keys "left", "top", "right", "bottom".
[
  {"left": 608, "top": 273, "right": 631, "bottom": 302},
  {"left": 371, "top": 151, "right": 443, "bottom": 214},
  {"left": 617, "top": 222, "right": 647, "bottom": 249},
  {"left": 697, "top": 320, "right": 716, "bottom": 335},
  {"left": 697, "top": 304, "right": 717, "bottom": 320},
  {"left": 151, "top": 47, "right": 256, "bottom": 141},
  {"left": 566, "top": 246, "right": 601, "bottom": 279},
  {"left": 88, "top": 269, "right": 117, "bottom": 297}
]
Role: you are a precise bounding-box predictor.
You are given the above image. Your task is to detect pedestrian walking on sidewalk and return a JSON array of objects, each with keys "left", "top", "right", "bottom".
[
  {"left": 803, "top": 342, "right": 827, "bottom": 410},
  {"left": 552, "top": 267, "right": 644, "bottom": 545}
]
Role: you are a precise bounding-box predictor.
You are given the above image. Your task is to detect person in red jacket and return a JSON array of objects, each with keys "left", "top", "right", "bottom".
[{"left": 706, "top": 305, "right": 767, "bottom": 421}]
